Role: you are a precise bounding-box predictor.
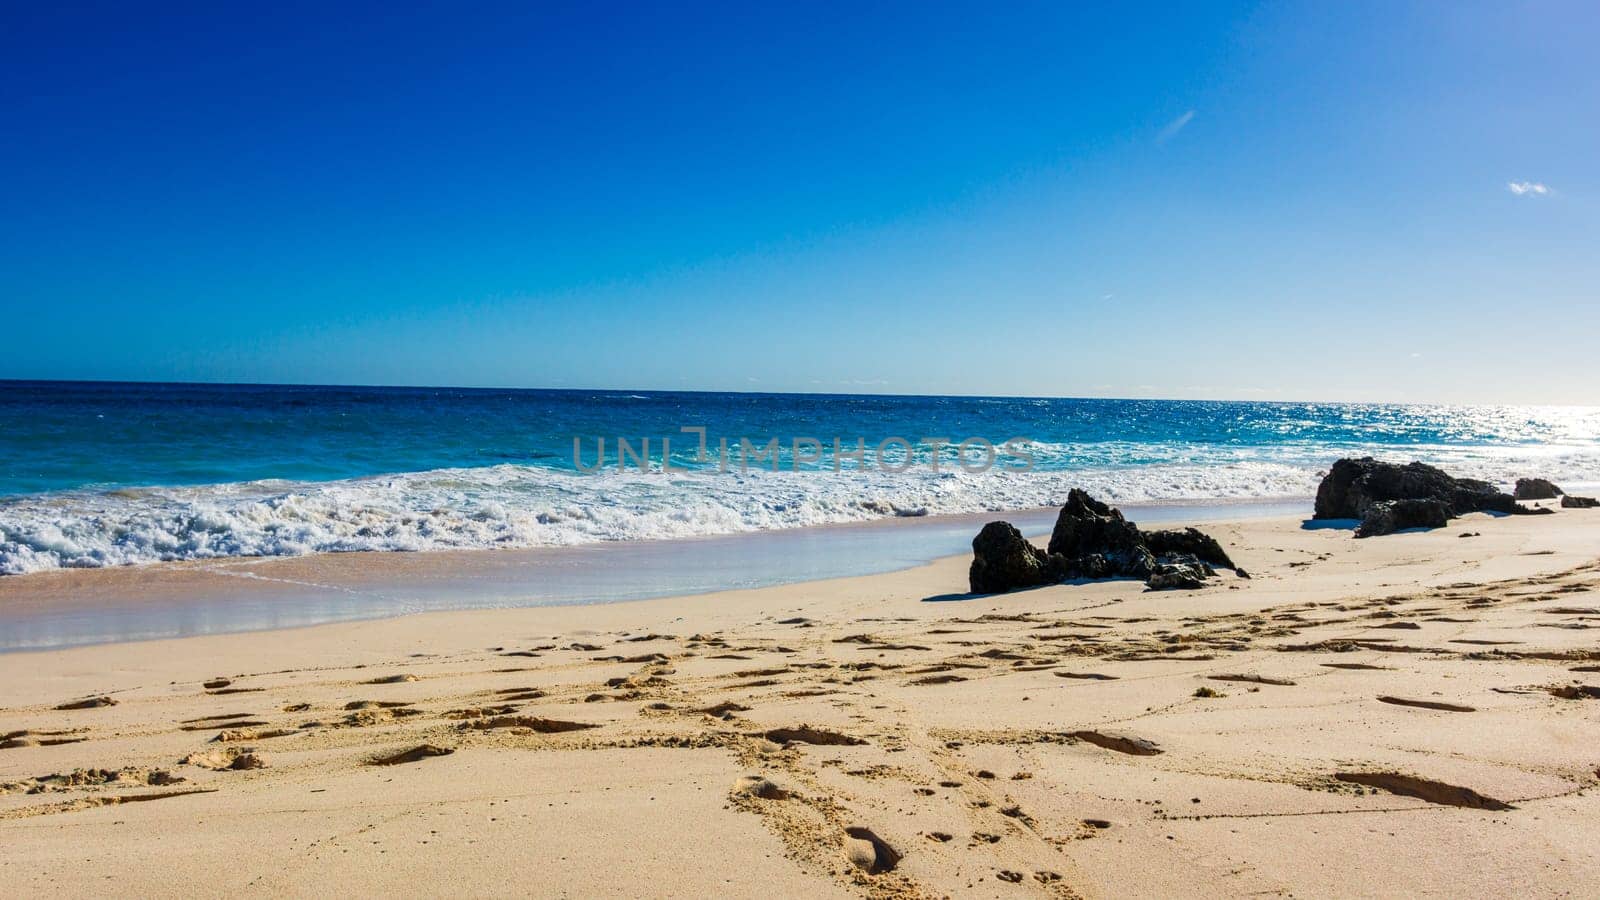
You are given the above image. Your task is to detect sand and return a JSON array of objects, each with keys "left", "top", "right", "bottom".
[{"left": 2, "top": 508, "right": 1599, "bottom": 897}]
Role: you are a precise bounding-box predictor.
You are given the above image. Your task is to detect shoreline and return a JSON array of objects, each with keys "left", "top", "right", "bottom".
[
  {"left": 0, "top": 497, "right": 1309, "bottom": 653},
  {"left": 3, "top": 509, "right": 1598, "bottom": 896}
]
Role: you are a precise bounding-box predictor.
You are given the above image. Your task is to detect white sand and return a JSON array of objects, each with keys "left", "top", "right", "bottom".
[{"left": 3, "top": 509, "right": 1599, "bottom": 897}]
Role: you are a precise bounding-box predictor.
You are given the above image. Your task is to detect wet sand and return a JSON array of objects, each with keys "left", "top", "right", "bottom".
[
  {"left": 3, "top": 508, "right": 1599, "bottom": 897},
  {"left": 0, "top": 501, "right": 1303, "bottom": 651}
]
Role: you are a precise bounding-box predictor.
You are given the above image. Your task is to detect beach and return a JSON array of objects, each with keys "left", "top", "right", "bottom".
[
  {"left": 8, "top": 3, "right": 1597, "bottom": 895},
  {"left": 4, "top": 507, "right": 1598, "bottom": 897}
]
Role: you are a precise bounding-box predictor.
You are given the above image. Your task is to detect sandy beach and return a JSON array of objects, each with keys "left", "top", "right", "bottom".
[
  {"left": 8, "top": 4, "right": 1596, "bottom": 895},
  {"left": 3, "top": 507, "right": 1599, "bottom": 897}
]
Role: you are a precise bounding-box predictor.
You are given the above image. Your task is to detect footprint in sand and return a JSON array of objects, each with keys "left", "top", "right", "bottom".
[
  {"left": 179, "top": 714, "right": 262, "bottom": 730},
  {"left": 494, "top": 688, "right": 548, "bottom": 702},
  {"left": 179, "top": 714, "right": 262, "bottom": 731},
  {"left": 54, "top": 696, "right": 116, "bottom": 711},
  {"left": 369, "top": 745, "right": 455, "bottom": 766},
  {"left": 731, "top": 775, "right": 790, "bottom": 800},
  {"left": 1377, "top": 696, "right": 1476, "bottom": 712},
  {"left": 1, "top": 729, "right": 89, "bottom": 749},
  {"left": 1335, "top": 772, "right": 1511, "bottom": 810},
  {"left": 761, "top": 726, "right": 866, "bottom": 746},
  {"left": 1545, "top": 684, "right": 1600, "bottom": 700},
  {"left": 1072, "top": 730, "right": 1163, "bottom": 756},
  {"left": 1208, "top": 674, "right": 1297, "bottom": 686},
  {"left": 441, "top": 704, "right": 519, "bottom": 720},
  {"left": 184, "top": 748, "right": 269, "bottom": 771},
  {"left": 211, "top": 727, "right": 296, "bottom": 743},
  {"left": 459, "top": 716, "right": 599, "bottom": 733},
  {"left": 341, "top": 707, "right": 423, "bottom": 727},
  {"left": 843, "top": 826, "right": 900, "bottom": 874},
  {"left": 2, "top": 767, "right": 185, "bottom": 794}
]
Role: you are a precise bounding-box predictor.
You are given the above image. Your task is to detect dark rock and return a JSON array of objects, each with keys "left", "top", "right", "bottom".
[
  {"left": 1316, "top": 457, "right": 1518, "bottom": 520},
  {"left": 1561, "top": 495, "right": 1600, "bottom": 509},
  {"left": 1353, "top": 498, "right": 1451, "bottom": 538},
  {"left": 1514, "top": 478, "right": 1564, "bottom": 500},
  {"left": 970, "top": 491, "right": 1240, "bottom": 594},
  {"left": 1144, "top": 527, "right": 1236, "bottom": 570},
  {"left": 1047, "top": 490, "right": 1152, "bottom": 576},
  {"left": 1146, "top": 558, "right": 1214, "bottom": 591},
  {"left": 969, "top": 521, "right": 1062, "bottom": 594},
  {"left": 1314, "top": 457, "right": 1527, "bottom": 537},
  {"left": 1064, "top": 552, "right": 1113, "bottom": 580}
]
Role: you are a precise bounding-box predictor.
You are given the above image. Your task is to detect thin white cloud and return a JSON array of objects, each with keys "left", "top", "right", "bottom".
[
  {"left": 1156, "top": 110, "right": 1195, "bottom": 144},
  {"left": 1507, "top": 181, "right": 1550, "bottom": 196}
]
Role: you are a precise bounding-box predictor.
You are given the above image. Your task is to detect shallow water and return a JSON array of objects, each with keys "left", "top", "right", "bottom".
[{"left": 0, "top": 499, "right": 1302, "bottom": 652}]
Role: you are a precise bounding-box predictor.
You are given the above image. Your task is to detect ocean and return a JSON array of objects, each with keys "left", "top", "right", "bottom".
[{"left": 3, "top": 380, "right": 1598, "bottom": 576}]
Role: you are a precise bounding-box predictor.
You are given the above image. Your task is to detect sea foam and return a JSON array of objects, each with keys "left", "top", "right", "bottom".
[{"left": 3, "top": 449, "right": 1597, "bottom": 574}]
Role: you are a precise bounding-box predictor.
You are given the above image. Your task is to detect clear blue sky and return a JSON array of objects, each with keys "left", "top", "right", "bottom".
[{"left": 3, "top": 1, "right": 1596, "bottom": 403}]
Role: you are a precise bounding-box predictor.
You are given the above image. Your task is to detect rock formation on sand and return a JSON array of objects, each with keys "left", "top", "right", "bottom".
[
  {"left": 1561, "top": 495, "right": 1599, "bottom": 509},
  {"left": 1348, "top": 497, "right": 1451, "bottom": 537},
  {"left": 1313, "top": 457, "right": 1549, "bottom": 537},
  {"left": 1514, "top": 478, "right": 1564, "bottom": 500},
  {"left": 970, "top": 489, "right": 1243, "bottom": 593},
  {"left": 968, "top": 522, "right": 1063, "bottom": 595}
]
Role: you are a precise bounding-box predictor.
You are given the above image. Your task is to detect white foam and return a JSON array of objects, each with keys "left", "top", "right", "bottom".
[{"left": 2, "top": 449, "right": 1598, "bottom": 574}]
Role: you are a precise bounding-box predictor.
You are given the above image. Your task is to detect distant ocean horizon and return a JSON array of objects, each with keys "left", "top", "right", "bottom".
[{"left": 3, "top": 379, "right": 1598, "bottom": 576}]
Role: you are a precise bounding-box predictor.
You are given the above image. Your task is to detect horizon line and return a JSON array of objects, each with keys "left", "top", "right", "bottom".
[{"left": 1, "top": 376, "right": 1594, "bottom": 410}]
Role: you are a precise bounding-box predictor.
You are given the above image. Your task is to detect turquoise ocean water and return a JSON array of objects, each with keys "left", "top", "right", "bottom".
[{"left": 3, "top": 380, "right": 1598, "bottom": 575}]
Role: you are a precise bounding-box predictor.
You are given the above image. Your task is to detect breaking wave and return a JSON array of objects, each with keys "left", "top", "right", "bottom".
[{"left": 4, "top": 445, "right": 1598, "bottom": 574}]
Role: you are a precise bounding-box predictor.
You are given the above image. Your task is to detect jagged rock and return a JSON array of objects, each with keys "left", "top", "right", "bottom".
[
  {"left": 1515, "top": 478, "right": 1564, "bottom": 500},
  {"left": 1562, "top": 495, "right": 1599, "bottom": 509},
  {"left": 970, "top": 491, "right": 1240, "bottom": 593},
  {"left": 969, "top": 521, "right": 1061, "bottom": 594},
  {"left": 1353, "top": 498, "right": 1451, "bottom": 538},
  {"left": 1313, "top": 457, "right": 1537, "bottom": 537},
  {"left": 1047, "top": 490, "right": 1154, "bottom": 578},
  {"left": 1146, "top": 557, "right": 1215, "bottom": 591},
  {"left": 1065, "top": 553, "right": 1114, "bottom": 580},
  {"left": 1144, "top": 527, "right": 1236, "bottom": 570},
  {"left": 1315, "top": 458, "right": 1518, "bottom": 520}
]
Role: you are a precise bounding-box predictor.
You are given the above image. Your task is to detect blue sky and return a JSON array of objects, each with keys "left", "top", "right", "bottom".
[{"left": 3, "top": 1, "right": 1596, "bottom": 403}]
